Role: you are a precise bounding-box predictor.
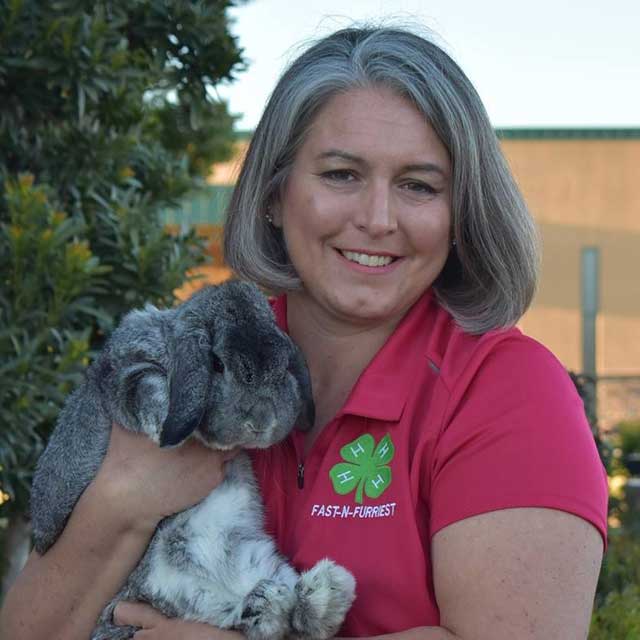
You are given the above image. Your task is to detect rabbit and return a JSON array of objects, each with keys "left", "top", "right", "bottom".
[{"left": 30, "top": 280, "right": 356, "bottom": 640}]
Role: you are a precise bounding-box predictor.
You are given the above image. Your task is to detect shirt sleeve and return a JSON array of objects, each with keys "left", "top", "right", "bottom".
[{"left": 429, "top": 335, "right": 609, "bottom": 548}]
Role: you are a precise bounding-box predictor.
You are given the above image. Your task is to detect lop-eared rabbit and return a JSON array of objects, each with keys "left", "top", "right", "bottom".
[{"left": 31, "top": 281, "right": 355, "bottom": 640}]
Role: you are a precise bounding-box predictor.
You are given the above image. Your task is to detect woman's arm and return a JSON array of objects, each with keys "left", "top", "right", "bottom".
[
  {"left": 430, "top": 507, "right": 603, "bottom": 640},
  {"left": 112, "top": 508, "right": 602, "bottom": 640},
  {"left": 0, "top": 424, "right": 233, "bottom": 640},
  {"left": 338, "top": 507, "right": 601, "bottom": 640},
  {"left": 0, "top": 491, "right": 153, "bottom": 640},
  {"left": 113, "top": 602, "right": 245, "bottom": 639},
  {"left": 112, "top": 604, "right": 456, "bottom": 640},
  {"left": 111, "top": 604, "right": 459, "bottom": 640}
]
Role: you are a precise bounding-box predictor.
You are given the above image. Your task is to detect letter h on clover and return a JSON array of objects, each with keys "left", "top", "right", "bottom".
[{"left": 329, "top": 434, "right": 394, "bottom": 504}]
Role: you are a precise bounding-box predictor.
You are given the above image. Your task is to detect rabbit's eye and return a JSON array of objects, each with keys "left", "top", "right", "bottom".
[{"left": 211, "top": 353, "right": 225, "bottom": 374}]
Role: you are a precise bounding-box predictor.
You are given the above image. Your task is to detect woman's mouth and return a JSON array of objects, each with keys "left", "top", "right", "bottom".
[{"left": 338, "top": 249, "right": 398, "bottom": 268}]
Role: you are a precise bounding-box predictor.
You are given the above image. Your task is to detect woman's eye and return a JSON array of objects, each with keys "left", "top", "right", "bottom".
[
  {"left": 322, "top": 169, "right": 355, "bottom": 182},
  {"left": 402, "top": 180, "right": 437, "bottom": 195},
  {"left": 211, "top": 353, "right": 225, "bottom": 374}
]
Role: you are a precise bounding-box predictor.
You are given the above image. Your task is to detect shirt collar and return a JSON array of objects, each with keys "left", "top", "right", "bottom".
[{"left": 271, "top": 290, "right": 436, "bottom": 423}]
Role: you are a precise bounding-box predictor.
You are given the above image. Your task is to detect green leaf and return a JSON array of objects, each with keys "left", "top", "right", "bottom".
[
  {"left": 340, "top": 433, "right": 375, "bottom": 464},
  {"left": 364, "top": 466, "right": 392, "bottom": 499},
  {"left": 330, "top": 463, "right": 363, "bottom": 495},
  {"left": 373, "top": 433, "right": 395, "bottom": 465},
  {"left": 77, "top": 83, "right": 86, "bottom": 121}
]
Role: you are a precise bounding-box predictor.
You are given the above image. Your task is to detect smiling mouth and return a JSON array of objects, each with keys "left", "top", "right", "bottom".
[{"left": 338, "top": 249, "right": 399, "bottom": 267}]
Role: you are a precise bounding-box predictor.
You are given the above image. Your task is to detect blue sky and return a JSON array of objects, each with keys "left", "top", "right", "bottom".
[{"left": 217, "top": 0, "right": 639, "bottom": 130}]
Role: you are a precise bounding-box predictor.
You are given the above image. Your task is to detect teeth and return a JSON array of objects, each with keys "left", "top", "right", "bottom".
[{"left": 341, "top": 250, "right": 394, "bottom": 267}]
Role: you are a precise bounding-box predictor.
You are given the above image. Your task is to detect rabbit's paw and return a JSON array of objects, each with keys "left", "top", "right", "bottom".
[
  {"left": 238, "top": 578, "right": 296, "bottom": 640},
  {"left": 290, "top": 558, "right": 356, "bottom": 639}
]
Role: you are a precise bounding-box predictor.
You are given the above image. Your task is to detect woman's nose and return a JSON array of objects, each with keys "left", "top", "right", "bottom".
[{"left": 354, "top": 181, "right": 398, "bottom": 236}]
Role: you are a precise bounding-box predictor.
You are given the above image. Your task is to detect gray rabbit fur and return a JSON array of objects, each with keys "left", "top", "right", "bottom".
[{"left": 30, "top": 280, "right": 355, "bottom": 640}]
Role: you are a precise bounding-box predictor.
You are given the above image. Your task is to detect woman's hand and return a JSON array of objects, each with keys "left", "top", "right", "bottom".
[
  {"left": 114, "top": 602, "right": 244, "bottom": 640},
  {"left": 93, "top": 423, "right": 238, "bottom": 534}
]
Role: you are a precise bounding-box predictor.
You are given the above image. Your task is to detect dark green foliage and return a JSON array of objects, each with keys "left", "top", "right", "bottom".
[
  {"left": 590, "top": 585, "right": 640, "bottom": 639},
  {"left": 596, "top": 531, "right": 640, "bottom": 608},
  {"left": 617, "top": 420, "right": 640, "bottom": 458},
  {"left": 569, "top": 374, "right": 640, "bottom": 636},
  {"left": 590, "top": 481, "right": 640, "bottom": 637},
  {"left": 0, "top": 177, "right": 105, "bottom": 515},
  {"left": 0, "top": 0, "right": 245, "bottom": 519},
  {"left": 589, "top": 487, "right": 640, "bottom": 638}
]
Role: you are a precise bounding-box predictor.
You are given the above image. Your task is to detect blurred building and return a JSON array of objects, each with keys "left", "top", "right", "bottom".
[
  {"left": 500, "top": 129, "right": 640, "bottom": 426},
  {"left": 167, "top": 128, "right": 640, "bottom": 424}
]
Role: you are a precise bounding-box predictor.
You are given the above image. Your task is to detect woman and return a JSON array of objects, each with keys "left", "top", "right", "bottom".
[{"left": 1, "top": 26, "right": 607, "bottom": 640}]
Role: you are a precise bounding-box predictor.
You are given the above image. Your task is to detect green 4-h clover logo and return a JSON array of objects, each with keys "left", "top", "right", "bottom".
[{"left": 329, "top": 433, "right": 394, "bottom": 504}]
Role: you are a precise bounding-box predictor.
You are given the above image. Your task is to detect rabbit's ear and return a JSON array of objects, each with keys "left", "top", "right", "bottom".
[
  {"left": 289, "top": 347, "right": 315, "bottom": 431},
  {"left": 159, "top": 336, "right": 211, "bottom": 447}
]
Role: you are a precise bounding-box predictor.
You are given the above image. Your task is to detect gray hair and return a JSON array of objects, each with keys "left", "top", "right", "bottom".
[{"left": 223, "top": 26, "right": 539, "bottom": 334}]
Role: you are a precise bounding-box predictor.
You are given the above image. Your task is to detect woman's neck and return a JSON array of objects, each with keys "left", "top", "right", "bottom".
[{"left": 286, "top": 292, "right": 403, "bottom": 437}]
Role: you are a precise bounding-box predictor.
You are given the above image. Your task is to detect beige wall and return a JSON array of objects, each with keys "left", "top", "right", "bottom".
[{"left": 502, "top": 138, "right": 640, "bottom": 375}]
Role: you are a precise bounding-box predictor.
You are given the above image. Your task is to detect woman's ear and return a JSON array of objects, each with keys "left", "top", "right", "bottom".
[
  {"left": 266, "top": 194, "right": 283, "bottom": 229},
  {"left": 271, "top": 205, "right": 283, "bottom": 228}
]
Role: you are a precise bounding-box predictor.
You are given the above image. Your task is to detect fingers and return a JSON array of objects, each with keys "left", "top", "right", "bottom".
[
  {"left": 102, "top": 422, "right": 235, "bottom": 523},
  {"left": 115, "top": 601, "right": 247, "bottom": 639},
  {"left": 111, "top": 421, "right": 238, "bottom": 464},
  {"left": 114, "top": 601, "right": 167, "bottom": 629}
]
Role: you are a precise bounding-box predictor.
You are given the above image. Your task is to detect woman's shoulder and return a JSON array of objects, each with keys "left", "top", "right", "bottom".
[{"left": 427, "top": 302, "right": 570, "bottom": 398}]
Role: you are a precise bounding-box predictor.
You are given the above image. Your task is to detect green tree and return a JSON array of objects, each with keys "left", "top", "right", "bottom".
[{"left": 0, "top": 0, "right": 245, "bottom": 589}]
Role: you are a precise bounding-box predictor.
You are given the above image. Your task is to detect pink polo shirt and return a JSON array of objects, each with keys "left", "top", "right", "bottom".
[{"left": 251, "top": 290, "right": 608, "bottom": 637}]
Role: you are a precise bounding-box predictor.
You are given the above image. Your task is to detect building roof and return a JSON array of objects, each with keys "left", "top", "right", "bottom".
[
  {"left": 496, "top": 128, "right": 640, "bottom": 140},
  {"left": 235, "top": 128, "right": 640, "bottom": 141}
]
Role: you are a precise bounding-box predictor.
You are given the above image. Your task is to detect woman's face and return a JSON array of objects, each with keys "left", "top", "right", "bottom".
[{"left": 274, "top": 86, "right": 452, "bottom": 327}]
